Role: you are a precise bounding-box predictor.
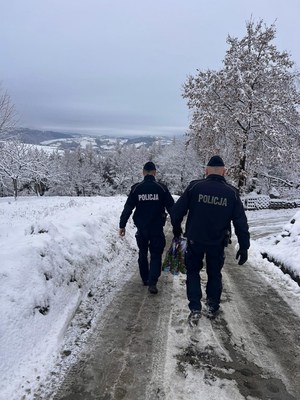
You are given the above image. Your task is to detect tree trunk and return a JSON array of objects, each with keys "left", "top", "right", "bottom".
[
  {"left": 237, "top": 152, "right": 247, "bottom": 190},
  {"left": 12, "top": 177, "right": 18, "bottom": 199}
]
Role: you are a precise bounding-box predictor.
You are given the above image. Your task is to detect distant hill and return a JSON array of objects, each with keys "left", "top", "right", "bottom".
[
  {"left": 11, "top": 128, "right": 76, "bottom": 145},
  {"left": 7, "top": 128, "right": 173, "bottom": 152}
]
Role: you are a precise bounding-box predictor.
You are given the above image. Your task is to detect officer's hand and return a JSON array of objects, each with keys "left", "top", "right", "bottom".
[
  {"left": 173, "top": 226, "right": 182, "bottom": 239},
  {"left": 119, "top": 228, "right": 126, "bottom": 237},
  {"left": 236, "top": 248, "right": 248, "bottom": 265}
]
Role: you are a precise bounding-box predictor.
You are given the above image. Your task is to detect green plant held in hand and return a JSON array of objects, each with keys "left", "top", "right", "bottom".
[{"left": 162, "top": 237, "right": 187, "bottom": 275}]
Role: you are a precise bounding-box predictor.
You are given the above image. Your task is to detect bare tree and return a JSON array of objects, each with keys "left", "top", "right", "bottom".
[
  {"left": 25, "top": 147, "right": 52, "bottom": 196},
  {"left": 155, "top": 138, "right": 203, "bottom": 194},
  {"left": 0, "top": 84, "right": 17, "bottom": 140},
  {"left": 0, "top": 140, "right": 32, "bottom": 199}
]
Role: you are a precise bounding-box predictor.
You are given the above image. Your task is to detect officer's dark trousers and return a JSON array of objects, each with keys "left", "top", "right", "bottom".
[
  {"left": 135, "top": 227, "right": 166, "bottom": 286},
  {"left": 185, "top": 240, "right": 225, "bottom": 311}
]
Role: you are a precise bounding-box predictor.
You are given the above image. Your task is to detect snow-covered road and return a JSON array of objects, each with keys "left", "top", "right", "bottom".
[{"left": 48, "top": 211, "right": 300, "bottom": 400}]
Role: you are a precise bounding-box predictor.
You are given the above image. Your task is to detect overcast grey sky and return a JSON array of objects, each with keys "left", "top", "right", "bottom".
[{"left": 1, "top": 0, "right": 299, "bottom": 137}]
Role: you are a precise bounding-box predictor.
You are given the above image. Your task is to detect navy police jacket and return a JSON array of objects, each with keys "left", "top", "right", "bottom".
[
  {"left": 171, "top": 174, "right": 250, "bottom": 249},
  {"left": 119, "top": 175, "right": 174, "bottom": 230}
]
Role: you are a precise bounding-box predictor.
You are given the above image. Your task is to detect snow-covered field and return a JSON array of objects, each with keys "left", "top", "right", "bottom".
[{"left": 0, "top": 196, "right": 300, "bottom": 399}]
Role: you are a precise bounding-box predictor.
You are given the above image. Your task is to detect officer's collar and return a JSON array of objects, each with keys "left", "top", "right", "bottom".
[
  {"left": 206, "top": 174, "right": 226, "bottom": 181},
  {"left": 144, "top": 174, "right": 156, "bottom": 181}
]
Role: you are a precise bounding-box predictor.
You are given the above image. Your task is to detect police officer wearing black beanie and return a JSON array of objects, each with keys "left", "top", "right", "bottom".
[
  {"left": 119, "top": 162, "right": 175, "bottom": 294},
  {"left": 171, "top": 155, "right": 250, "bottom": 325}
]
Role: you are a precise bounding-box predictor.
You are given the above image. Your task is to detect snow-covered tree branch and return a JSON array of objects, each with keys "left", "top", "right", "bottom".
[{"left": 183, "top": 19, "right": 300, "bottom": 193}]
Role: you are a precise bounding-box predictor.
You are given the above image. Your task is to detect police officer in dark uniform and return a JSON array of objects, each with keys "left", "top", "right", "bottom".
[
  {"left": 119, "top": 162, "right": 175, "bottom": 294},
  {"left": 171, "top": 155, "right": 250, "bottom": 325}
]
